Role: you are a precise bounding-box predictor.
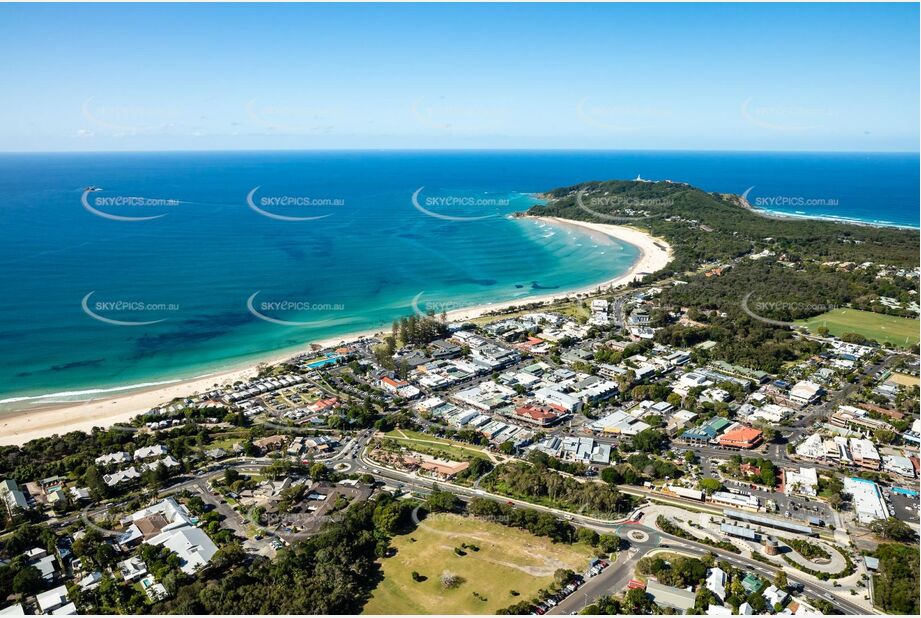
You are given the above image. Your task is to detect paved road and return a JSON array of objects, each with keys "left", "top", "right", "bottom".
[{"left": 351, "top": 448, "right": 871, "bottom": 615}]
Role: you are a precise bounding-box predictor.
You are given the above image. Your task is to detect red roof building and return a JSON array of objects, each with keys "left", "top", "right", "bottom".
[
  {"left": 717, "top": 426, "right": 763, "bottom": 449},
  {"left": 513, "top": 404, "right": 561, "bottom": 427}
]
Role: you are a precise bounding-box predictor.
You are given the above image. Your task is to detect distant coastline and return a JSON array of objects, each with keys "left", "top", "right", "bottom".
[
  {"left": 0, "top": 216, "right": 672, "bottom": 446},
  {"left": 735, "top": 194, "right": 921, "bottom": 231}
]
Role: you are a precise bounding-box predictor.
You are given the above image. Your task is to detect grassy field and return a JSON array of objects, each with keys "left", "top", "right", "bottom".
[
  {"left": 363, "top": 514, "right": 595, "bottom": 615},
  {"left": 383, "top": 429, "right": 493, "bottom": 462},
  {"left": 797, "top": 308, "right": 919, "bottom": 348},
  {"left": 888, "top": 372, "right": 920, "bottom": 387},
  {"left": 468, "top": 300, "right": 590, "bottom": 326}
]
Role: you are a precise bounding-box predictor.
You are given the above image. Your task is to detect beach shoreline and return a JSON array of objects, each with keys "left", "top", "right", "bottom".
[{"left": 0, "top": 216, "right": 672, "bottom": 446}]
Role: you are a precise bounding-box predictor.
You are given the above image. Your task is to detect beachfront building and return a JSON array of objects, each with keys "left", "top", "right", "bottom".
[{"left": 1, "top": 480, "right": 30, "bottom": 515}]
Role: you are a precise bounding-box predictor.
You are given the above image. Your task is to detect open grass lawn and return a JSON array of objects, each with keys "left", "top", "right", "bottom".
[
  {"left": 887, "top": 372, "right": 920, "bottom": 387},
  {"left": 383, "top": 429, "right": 493, "bottom": 462},
  {"left": 797, "top": 308, "right": 919, "bottom": 348},
  {"left": 363, "top": 514, "right": 596, "bottom": 615},
  {"left": 469, "top": 300, "right": 590, "bottom": 326}
]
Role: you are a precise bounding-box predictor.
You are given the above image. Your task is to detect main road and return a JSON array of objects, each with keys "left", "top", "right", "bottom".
[{"left": 347, "top": 446, "right": 871, "bottom": 615}]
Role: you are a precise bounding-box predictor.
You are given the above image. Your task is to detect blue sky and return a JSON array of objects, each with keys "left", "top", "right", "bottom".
[{"left": 1, "top": 2, "right": 918, "bottom": 152}]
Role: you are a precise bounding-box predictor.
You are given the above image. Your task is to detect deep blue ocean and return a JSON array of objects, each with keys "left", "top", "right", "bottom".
[{"left": 0, "top": 150, "right": 917, "bottom": 407}]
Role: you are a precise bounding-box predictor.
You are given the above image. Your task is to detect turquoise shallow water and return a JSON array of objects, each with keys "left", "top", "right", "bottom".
[
  {"left": 0, "top": 152, "right": 638, "bottom": 407},
  {"left": 0, "top": 149, "right": 917, "bottom": 408}
]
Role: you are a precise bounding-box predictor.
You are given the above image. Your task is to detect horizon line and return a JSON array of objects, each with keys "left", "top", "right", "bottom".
[{"left": 1, "top": 146, "right": 919, "bottom": 156}]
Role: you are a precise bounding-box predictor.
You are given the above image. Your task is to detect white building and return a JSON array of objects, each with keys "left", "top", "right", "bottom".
[
  {"left": 795, "top": 434, "right": 824, "bottom": 460},
  {"left": 789, "top": 381, "right": 823, "bottom": 406},
  {"left": 35, "top": 586, "right": 75, "bottom": 615},
  {"left": 705, "top": 567, "right": 727, "bottom": 600},
  {"left": 148, "top": 526, "right": 218, "bottom": 575},
  {"left": 534, "top": 387, "right": 582, "bottom": 413},
  {"left": 843, "top": 477, "right": 888, "bottom": 524},
  {"left": 785, "top": 467, "right": 818, "bottom": 497}
]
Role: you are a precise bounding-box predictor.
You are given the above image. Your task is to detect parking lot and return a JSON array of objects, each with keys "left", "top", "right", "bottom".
[{"left": 887, "top": 490, "right": 920, "bottom": 524}]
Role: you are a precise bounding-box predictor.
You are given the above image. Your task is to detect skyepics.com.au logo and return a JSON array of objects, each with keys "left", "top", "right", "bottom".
[
  {"left": 411, "top": 187, "right": 508, "bottom": 222},
  {"left": 740, "top": 187, "right": 839, "bottom": 209},
  {"left": 410, "top": 97, "right": 509, "bottom": 132},
  {"left": 247, "top": 292, "right": 347, "bottom": 327},
  {"left": 82, "top": 291, "right": 179, "bottom": 326},
  {"left": 741, "top": 291, "right": 838, "bottom": 327},
  {"left": 82, "top": 187, "right": 181, "bottom": 221},
  {"left": 576, "top": 97, "right": 673, "bottom": 131},
  {"left": 245, "top": 99, "right": 341, "bottom": 134},
  {"left": 740, "top": 97, "right": 834, "bottom": 132},
  {"left": 81, "top": 97, "right": 182, "bottom": 135},
  {"left": 411, "top": 291, "right": 463, "bottom": 318},
  {"left": 575, "top": 189, "right": 670, "bottom": 222},
  {"left": 246, "top": 187, "right": 344, "bottom": 221}
]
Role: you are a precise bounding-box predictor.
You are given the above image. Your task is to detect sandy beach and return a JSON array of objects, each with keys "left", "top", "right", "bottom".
[{"left": 0, "top": 216, "right": 672, "bottom": 446}]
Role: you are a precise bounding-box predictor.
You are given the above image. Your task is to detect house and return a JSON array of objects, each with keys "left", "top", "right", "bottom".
[
  {"left": 148, "top": 526, "right": 218, "bottom": 575},
  {"left": 35, "top": 585, "right": 76, "bottom": 615},
  {"left": 646, "top": 580, "right": 696, "bottom": 612},
  {"left": 118, "top": 497, "right": 196, "bottom": 546},
  {"left": 117, "top": 556, "right": 148, "bottom": 582},
  {"left": 741, "top": 573, "right": 762, "bottom": 594},
  {"left": 103, "top": 466, "right": 141, "bottom": 488},
  {"left": 763, "top": 584, "right": 789, "bottom": 607},
  {"left": 94, "top": 451, "right": 131, "bottom": 466},
  {"left": 705, "top": 567, "right": 727, "bottom": 601},
  {"left": 133, "top": 445, "right": 168, "bottom": 460},
  {"left": 77, "top": 571, "right": 103, "bottom": 591},
  {"left": 1, "top": 480, "right": 30, "bottom": 514}
]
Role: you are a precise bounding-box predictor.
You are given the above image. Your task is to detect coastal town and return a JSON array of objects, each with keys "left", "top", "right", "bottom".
[{"left": 1, "top": 240, "right": 918, "bottom": 616}]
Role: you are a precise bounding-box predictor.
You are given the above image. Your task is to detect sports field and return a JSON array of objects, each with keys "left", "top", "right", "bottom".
[
  {"left": 363, "top": 513, "right": 595, "bottom": 614},
  {"left": 797, "top": 308, "right": 919, "bottom": 348}
]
